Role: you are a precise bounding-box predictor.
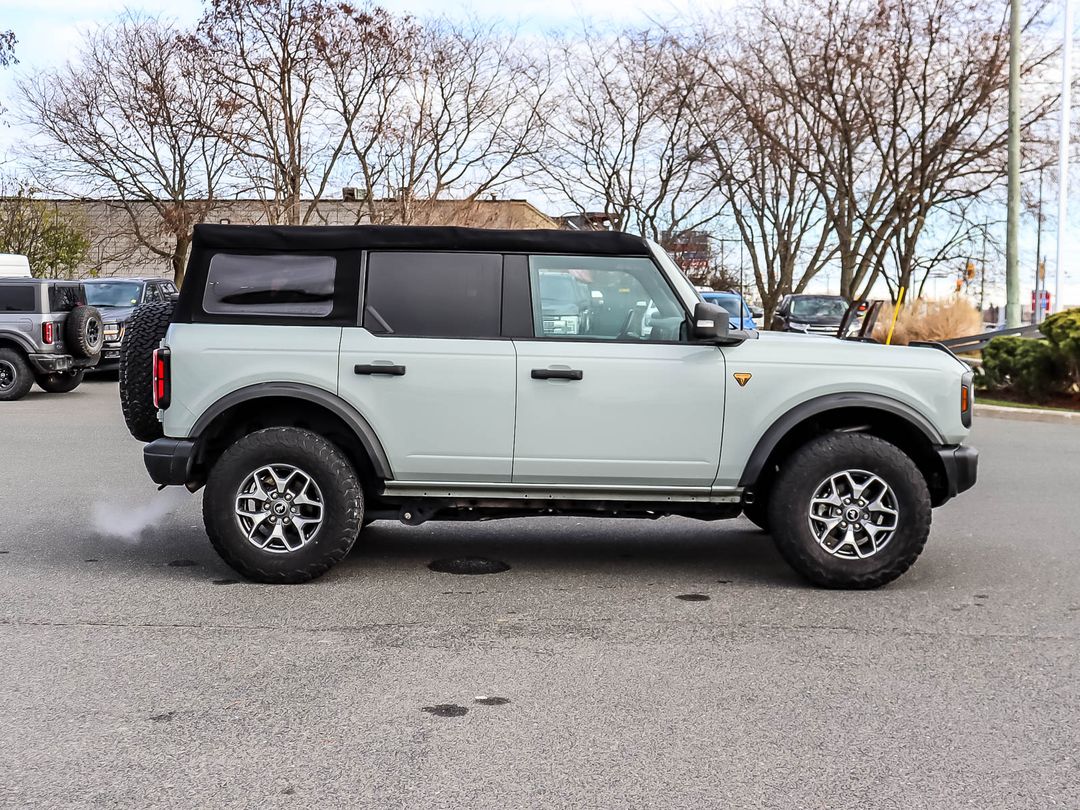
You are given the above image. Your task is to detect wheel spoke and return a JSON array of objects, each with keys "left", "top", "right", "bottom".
[
  {"left": 808, "top": 468, "right": 900, "bottom": 560},
  {"left": 234, "top": 462, "right": 324, "bottom": 555}
]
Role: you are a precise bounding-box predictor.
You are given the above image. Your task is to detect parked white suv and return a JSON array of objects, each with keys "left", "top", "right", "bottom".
[{"left": 120, "top": 225, "right": 977, "bottom": 587}]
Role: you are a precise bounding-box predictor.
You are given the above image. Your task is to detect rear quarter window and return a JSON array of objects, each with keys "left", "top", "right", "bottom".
[
  {"left": 48, "top": 284, "right": 86, "bottom": 312},
  {"left": 203, "top": 254, "right": 337, "bottom": 317},
  {"left": 363, "top": 252, "right": 502, "bottom": 338},
  {"left": 0, "top": 285, "right": 36, "bottom": 313}
]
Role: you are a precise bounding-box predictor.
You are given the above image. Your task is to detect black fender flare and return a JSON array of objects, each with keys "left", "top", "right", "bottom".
[
  {"left": 738, "top": 393, "right": 945, "bottom": 488},
  {"left": 190, "top": 382, "right": 394, "bottom": 480},
  {"left": 0, "top": 332, "right": 36, "bottom": 356}
]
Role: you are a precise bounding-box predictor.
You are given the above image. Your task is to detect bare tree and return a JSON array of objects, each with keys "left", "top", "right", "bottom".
[
  {"left": 538, "top": 26, "right": 717, "bottom": 242},
  {"left": 689, "top": 27, "right": 835, "bottom": 323},
  {"left": 19, "top": 15, "right": 237, "bottom": 284},
  {"left": 733, "top": 0, "right": 1056, "bottom": 302},
  {"left": 375, "top": 19, "right": 554, "bottom": 224},
  {"left": 0, "top": 30, "right": 14, "bottom": 68}
]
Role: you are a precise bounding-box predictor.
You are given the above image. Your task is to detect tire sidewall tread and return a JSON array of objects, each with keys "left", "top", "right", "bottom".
[
  {"left": 203, "top": 427, "right": 364, "bottom": 584},
  {"left": 0, "top": 348, "right": 34, "bottom": 401},
  {"left": 767, "top": 432, "right": 931, "bottom": 589},
  {"left": 119, "top": 301, "right": 174, "bottom": 441}
]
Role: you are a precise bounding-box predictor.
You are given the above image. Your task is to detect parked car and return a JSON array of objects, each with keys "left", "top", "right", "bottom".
[
  {"left": 772, "top": 294, "right": 851, "bottom": 334},
  {"left": 119, "top": 224, "right": 976, "bottom": 588},
  {"left": 0, "top": 278, "right": 102, "bottom": 400},
  {"left": 82, "top": 278, "right": 179, "bottom": 371},
  {"left": 700, "top": 290, "right": 757, "bottom": 330}
]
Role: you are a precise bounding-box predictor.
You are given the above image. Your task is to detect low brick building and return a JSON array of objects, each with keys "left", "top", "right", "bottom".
[{"left": 31, "top": 194, "right": 560, "bottom": 279}]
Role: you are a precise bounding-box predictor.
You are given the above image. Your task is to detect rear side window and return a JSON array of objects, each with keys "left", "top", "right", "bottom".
[
  {"left": 0, "top": 285, "right": 35, "bottom": 313},
  {"left": 203, "top": 254, "right": 336, "bottom": 317},
  {"left": 48, "top": 284, "right": 85, "bottom": 312},
  {"left": 363, "top": 252, "right": 502, "bottom": 338}
]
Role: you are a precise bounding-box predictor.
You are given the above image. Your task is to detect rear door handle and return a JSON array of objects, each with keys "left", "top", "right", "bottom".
[
  {"left": 531, "top": 368, "right": 583, "bottom": 381},
  {"left": 354, "top": 364, "right": 406, "bottom": 376}
]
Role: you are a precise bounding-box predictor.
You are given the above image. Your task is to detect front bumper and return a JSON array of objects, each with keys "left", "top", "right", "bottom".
[
  {"left": 936, "top": 444, "right": 978, "bottom": 501},
  {"left": 27, "top": 352, "right": 100, "bottom": 374},
  {"left": 144, "top": 438, "right": 197, "bottom": 486}
]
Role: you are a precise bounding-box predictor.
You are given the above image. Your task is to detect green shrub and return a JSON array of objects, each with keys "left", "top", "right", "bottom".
[
  {"left": 1040, "top": 309, "right": 1080, "bottom": 388},
  {"left": 980, "top": 336, "right": 1064, "bottom": 401}
]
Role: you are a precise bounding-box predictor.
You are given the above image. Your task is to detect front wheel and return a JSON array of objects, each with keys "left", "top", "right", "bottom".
[
  {"left": 203, "top": 427, "right": 364, "bottom": 584},
  {"left": 768, "top": 433, "right": 931, "bottom": 589},
  {"left": 36, "top": 370, "right": 85, "bottom": 393}
]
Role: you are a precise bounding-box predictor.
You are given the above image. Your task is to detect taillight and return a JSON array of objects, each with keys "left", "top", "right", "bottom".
[
  {"left": 42, "top": 322, "right": 54, "bottom": 344},
  {"left": 152, "top": 348, "right": 171, "bottom": 410}
]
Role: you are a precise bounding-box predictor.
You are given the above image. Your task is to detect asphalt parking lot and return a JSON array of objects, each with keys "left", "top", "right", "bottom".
[{"left": 2, "top": 380, "right": 1078, "bottom": 809}]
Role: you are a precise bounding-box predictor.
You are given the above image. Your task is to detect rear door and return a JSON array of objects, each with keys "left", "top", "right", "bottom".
[{"left": 337, "top": 252, "right": 517, "bottom": 483}]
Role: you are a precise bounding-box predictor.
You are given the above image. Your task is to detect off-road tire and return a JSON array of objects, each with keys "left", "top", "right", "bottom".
[
  {"left": 65, "top": 305, "right": 103, "bottom": 359},
  {"left": 119, "top": 300, "right": 174, "bottom": 442},
  {"left": 741, "top": 496, "right": 770, "bottom": 532},
  {"left": 0, "top": 348, "right": 34, "bottom": 402},
  {"left": 203, "top": 428, "right": 364, "bottom": 584},
  {"left": 767, "top": 433, "right": 931, "bottom": 589},
  {"left": 36, "top": 370, "right": 85, "bottom": 393}
]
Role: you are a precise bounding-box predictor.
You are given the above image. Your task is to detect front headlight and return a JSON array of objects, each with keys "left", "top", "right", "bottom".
[{"left": 103, "top": 321, "right": 124, "bottom": 342}]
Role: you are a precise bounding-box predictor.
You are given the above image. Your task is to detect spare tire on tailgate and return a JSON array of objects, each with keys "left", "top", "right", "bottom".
[
  {"left": 66, "top": 305, "right": 103, "bottom": 359},
  {"left": 120, "top": 300, "right": 175, "bottom": 442}
]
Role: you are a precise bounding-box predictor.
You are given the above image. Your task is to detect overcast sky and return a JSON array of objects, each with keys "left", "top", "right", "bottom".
[{"left": 0, "top": 0, "right": 1075, "bottom": 307}]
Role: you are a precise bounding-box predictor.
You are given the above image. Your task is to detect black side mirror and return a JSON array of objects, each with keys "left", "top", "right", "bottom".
[{"left": 691, "top": 302, "right": 730, "bottom": 341}]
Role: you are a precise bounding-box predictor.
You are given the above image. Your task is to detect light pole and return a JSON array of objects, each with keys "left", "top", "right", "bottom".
[
  {"left": 1006, "top": 0, "right": 1023, "bottom": 327},
  {"left": 1056, "top": 0, "right": 1074, "bottom": 314}
]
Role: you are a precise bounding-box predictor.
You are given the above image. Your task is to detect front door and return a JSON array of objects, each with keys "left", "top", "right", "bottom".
[
  {"left": 511, "top": 254, "right": 726, "bottom": 487},
  {"left": 338, "top": 251, "right": 516, "bottom": 482}
]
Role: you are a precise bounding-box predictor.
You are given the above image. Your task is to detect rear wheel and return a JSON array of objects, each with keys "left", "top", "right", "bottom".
[
  {"left": 203, "top": 427, "right": 364, "bottom": 584},
  {"left": 35, "top": 370, "right": 85, "bottom": 393},
  {"left": 768, "top": 432, "right": 931, "bottom": 589},
  {"left": 119, "top": 301, "right": 174, "bottom": 441},
  {"left": 0, "top": 348, "right": 34, "bottom": 402}
]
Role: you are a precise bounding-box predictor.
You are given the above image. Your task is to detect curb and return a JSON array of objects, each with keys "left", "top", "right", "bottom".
[{"left": 975, "top": 403, "right": 1080, "bottom": 424}]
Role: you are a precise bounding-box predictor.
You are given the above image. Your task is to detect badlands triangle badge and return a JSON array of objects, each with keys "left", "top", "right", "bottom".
[{"left": 733, "top": 372, "right": 752, "bottom": 387}]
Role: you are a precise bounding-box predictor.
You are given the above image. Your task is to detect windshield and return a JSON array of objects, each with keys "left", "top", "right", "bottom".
[
  {"left": 84, "top": 282, "right": 142, "bottom": 308},
  {"left": 790, "top": 296, "right": 848, "bottom": 320}
]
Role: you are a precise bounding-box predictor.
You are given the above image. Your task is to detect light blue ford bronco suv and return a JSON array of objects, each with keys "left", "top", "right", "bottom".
[{"left": 119, "top": 225, "right": 977, "bottom": 587}]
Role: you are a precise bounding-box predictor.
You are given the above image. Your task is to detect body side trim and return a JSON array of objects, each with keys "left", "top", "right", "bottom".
[
  {"left": 382, "top": 480, "right": 742, "bottom": 504},
  {"left": 189, "top": 381, "right": 393, "bottom": 479},
  {"left": 737, "top": 392, "right": 946, "bottom": 488}
]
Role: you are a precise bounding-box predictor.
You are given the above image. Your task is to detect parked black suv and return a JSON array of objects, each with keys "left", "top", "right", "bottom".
[
  {"left": 772, "top": 294, "right": 851, "bottom": 334},
  {"left": 83, "top": 278, "right": 179, "bottom": 371}
]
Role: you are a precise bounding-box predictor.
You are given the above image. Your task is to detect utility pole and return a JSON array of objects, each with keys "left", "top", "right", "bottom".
[
  {"left": 1056, "top": 0, "right": 1074, "bottom": 314},
  {"left": 1035, "top": 167, "right": 1044, "bottom": 324},
  {"left": 1006, "top": 0, "right": 1023, "bottom": 327},
  {"left": 979, "top": 219, "right": 989, "bottom": 314}
]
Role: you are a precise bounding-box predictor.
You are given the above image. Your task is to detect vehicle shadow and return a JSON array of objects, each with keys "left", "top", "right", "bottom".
[
  {"left": 338, "top": 517, "right": 797, "bottom": 587},
  {"left": 70, "top": 515, "right": 796, "bottom": 587}
]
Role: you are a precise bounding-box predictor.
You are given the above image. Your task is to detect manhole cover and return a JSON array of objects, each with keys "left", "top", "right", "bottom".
[{"left": 428, "top": 557, "right": 510, "bottom": 575}]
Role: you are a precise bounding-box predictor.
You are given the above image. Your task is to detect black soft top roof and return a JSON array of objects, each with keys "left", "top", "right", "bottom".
[{"left": 191, "top": 224, "right": 652, "bottom": 256}]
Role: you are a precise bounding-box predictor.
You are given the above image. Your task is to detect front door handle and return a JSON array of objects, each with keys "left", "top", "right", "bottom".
[
  {"left": 531, "top": 368, "right": 583, "bottom": 381},
  {"left": 354, "top": 364, "right": 406, "bottom": 376}
]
